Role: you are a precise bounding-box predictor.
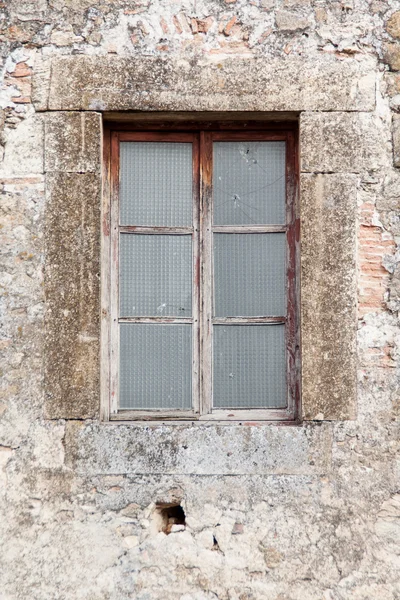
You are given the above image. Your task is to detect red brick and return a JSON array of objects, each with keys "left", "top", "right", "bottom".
[
  {"left": 173, "top": 15, "right": 183, "bottom": 34},
  {"left": 190, "top": 18, "right": 199, "bottom": 34},
  {"left": 197, "top": 17, "right": 214, "bottom": 33},
  {"left": 12, "top": 96, "right": 31, "bottom": 103},
  {"left": 160, "top": 17, "right": 169, "bottom": 34},
  {"left": 11, "top": 62, "right": 31, "bottom": 78},
  {"left": 224, "top": 15, "right": 237, "bottom": 36}
]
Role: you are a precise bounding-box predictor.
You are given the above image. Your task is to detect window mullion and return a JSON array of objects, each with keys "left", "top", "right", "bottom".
[
  {"left": 110, "top": 131, "right": 120, "bottom": 416},
  {"left": 200, "top": 132, "right": 213, "bottom": 416},
  {"left": 192, "top": 136, "right": 201, "bottom": 415},
  {"left": 285, "top": 130, "right": 300, "bottom": 417}
]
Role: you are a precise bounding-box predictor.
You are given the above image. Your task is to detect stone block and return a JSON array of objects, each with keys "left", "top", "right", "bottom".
[
  {"left": 384, "top": 72, "right": 400, "bottom": 98},
  {"left": 300, "top": 112, "right": 388, "bottom": 173},
  {"left": 275, "top": 10, "right": 309, "bottom": 31},
  {"left": 388, "top": 266, "right": 400, "bottom": 313},
  {"left": 284, "top": 0, "right": 310, "bottom": 6},
  {"left": 0, "top": 115, "right": 43, "bottom": 177},
  {"left": 301, "top": 174, "right": 357, "bottom": 420},
  {"left": 31, "top": 422, "right": 65, "bottom": 468},
  {"left": 31, "top": 54, "right": 51, "bottom": 112},
  {"left": 260, "top": 0, "right": 275, "bottom": 9},
  {"left": 386, "top": 12, "right": 400, "bottom": 40},
  {"left": 378, "top": 171, "right": 400, "bottom": 211},
  {"left": 392, "top": 114, "right": 400, "bottom": 168},
  {"left": 44, "top": 112, "right": 101, "bottom": 172},
  {"left": 33, "top": 55, "right": 376, "bottom": 113},
  {"left": 8, "top": 0, "right": 47, "bottom": 21},
  {"left": 64, "top": 421, "right": 332, "bottom": 476},
  {"left": 44, "top": 172, "right": 100, "bottom": 419},
  {"left": 383, "top": 42, "right": 400, "bottom": 71}
]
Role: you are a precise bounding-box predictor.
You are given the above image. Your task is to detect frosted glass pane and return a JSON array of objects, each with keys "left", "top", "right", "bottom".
[
  {"left": 214, "top": 233, "right": 286, "bottom": 317},
  {"left": 213, "top": 325, "right": 286, "bottom": 408},
  {"left": 213, "top": 141, "right": 286, "bottom": 225},
  {"left": 120, "top": 142, "right": 193, "bottom": 226},
  {"left": 120, "top": 235, "right": 192, "bottom": 317},
  {"left": 120, "top": 324, "right": 192, "bottom": 409}
]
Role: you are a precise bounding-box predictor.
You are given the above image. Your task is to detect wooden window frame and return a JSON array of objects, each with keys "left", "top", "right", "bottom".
[{"left": 102, "top": 122, "right": 300, "bottom": 423}]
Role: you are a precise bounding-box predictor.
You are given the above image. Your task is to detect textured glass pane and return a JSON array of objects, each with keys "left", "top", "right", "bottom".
[
  {"left": 213, "top": 141, "right": 286, "bottom": 225},
  {"left": 213, "top": 325, "right": 286, "bottom": 408},
  {"left": 120, "top": 142, "right": 193, "bottom": 226},
  {"left": 120, "top": 324, "right": 192, "bottom": 409},
  {"left": 214, "top": 233, "right": 286, "bottom": 317},
  {"left": 120, "top": 235, "right": 192, "bottom": 317}
]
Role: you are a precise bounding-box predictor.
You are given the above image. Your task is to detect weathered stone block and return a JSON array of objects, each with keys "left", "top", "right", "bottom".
[
  {"left": 386, "top": 12, "right": 400, "bottom": 40},
  {"left": 283, "top": 0, "right": 310, "bottom": 6},
  {"left": 31, "top": 54, "right": 51, "bottom": 112},
  {"left": 260, "top": 0, "right": 275, "bottom": 8},
  {"left": 388, "top": 267, "right": 400, "bottom": 313},
  {"left": 275, "top": 10, "right": 309, "bottom": 31},
  {"left": 44, "top": 172, "right": 100, "bottom": 419},
  {"left": 8, "top": 0, "right": 47, "bottom": 21},
  {"left": 44, "top": 112, "right": 101, "bottom": 173},
  {"left": 383, "top": 42, "right": 400, "bottom": 71},
  {"left": 64, "top": 421, "right": 332, "bottom": 476},
  {"left": 378, "top": 171, "right": 400, "bottom": 211},
  {"left": 301, "top": 174, "right": 357, "bottom": 420},
  {"left": 0, "top": 115, "right": 43, "bottom": 177},
  {"left": 392, "top": 114, "right": 400, "bottom": 168},
  {"left": 33, "top": 55, "right": 376, "bottom": 112},
  {"left": 300, "top": 112, "right": 388, "bottom": 173}
]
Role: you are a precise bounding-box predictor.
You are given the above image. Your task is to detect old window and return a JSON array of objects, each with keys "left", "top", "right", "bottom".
[{"left": 103, "top": 126, "right": 299, "bottom": 421}]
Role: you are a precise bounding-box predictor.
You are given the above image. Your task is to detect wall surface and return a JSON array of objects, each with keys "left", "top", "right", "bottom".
[{"left": 1, "top": 1, "right": 400, "bottom": 599}]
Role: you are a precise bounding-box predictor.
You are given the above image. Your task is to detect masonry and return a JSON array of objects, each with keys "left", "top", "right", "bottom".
[{"left": 0, "top": 2, "right": 400, "bottom": 599}]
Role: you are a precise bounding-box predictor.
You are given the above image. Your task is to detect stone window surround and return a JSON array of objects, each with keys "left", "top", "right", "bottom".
[{"left": 36, "top": 53, "right": 367, "bottom": 425}]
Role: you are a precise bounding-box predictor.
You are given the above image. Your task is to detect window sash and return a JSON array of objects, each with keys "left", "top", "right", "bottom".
[{"left": 104, "top": 128, "right": 299, "bottom": 421}]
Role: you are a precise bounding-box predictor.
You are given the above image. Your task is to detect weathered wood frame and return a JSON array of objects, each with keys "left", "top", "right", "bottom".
[{"left": 102, "top": 124, "right": 300, "bottom": 422}]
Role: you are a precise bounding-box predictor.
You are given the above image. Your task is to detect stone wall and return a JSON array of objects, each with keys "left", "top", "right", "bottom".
[{"left": 1, "top": 2, "right": 400, "bottom": 599}]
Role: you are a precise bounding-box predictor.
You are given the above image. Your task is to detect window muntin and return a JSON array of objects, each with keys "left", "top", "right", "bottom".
[{"left": 107, "top": 129, "right": 299, "bottom": 421}]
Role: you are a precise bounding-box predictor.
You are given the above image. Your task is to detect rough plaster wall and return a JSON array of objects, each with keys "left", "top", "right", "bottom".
[{"left": 0, "top": 1, "right": 399, "bottom": 600}]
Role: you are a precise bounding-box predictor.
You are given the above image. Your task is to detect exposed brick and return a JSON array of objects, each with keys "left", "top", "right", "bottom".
[
  {"left": 160, "top": 17, "right": 169, "bottom": 34},
  {"left": 173, "top": 14, "right": 183, "bottom": 34},
  {"left": 190, "top": 18, "right": 198, "bottom": 34},
  {"left": 197, "top": 17, "right": 213, "bottom": 32},
  {"left": 223, "top": 15, "right": 237, "bottom": 36},
  {"left": 10, "top": 62, "right": 31, "bottom": 78}
]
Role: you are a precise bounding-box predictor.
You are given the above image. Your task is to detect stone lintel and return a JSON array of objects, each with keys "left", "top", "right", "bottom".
[
  {"left": 301, "top": 174, "right": 357, "bottom": 421},
  {"left": 33, "top": 55, "right": 376, "bottom": 113}
]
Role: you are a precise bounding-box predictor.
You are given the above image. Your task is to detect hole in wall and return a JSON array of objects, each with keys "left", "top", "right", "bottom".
[
  {"left": 212, "top": 534, "right": 223, "bottom": 553},
  {"left": 156, "top": 502, "right": 186, "bottom": 534}
]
